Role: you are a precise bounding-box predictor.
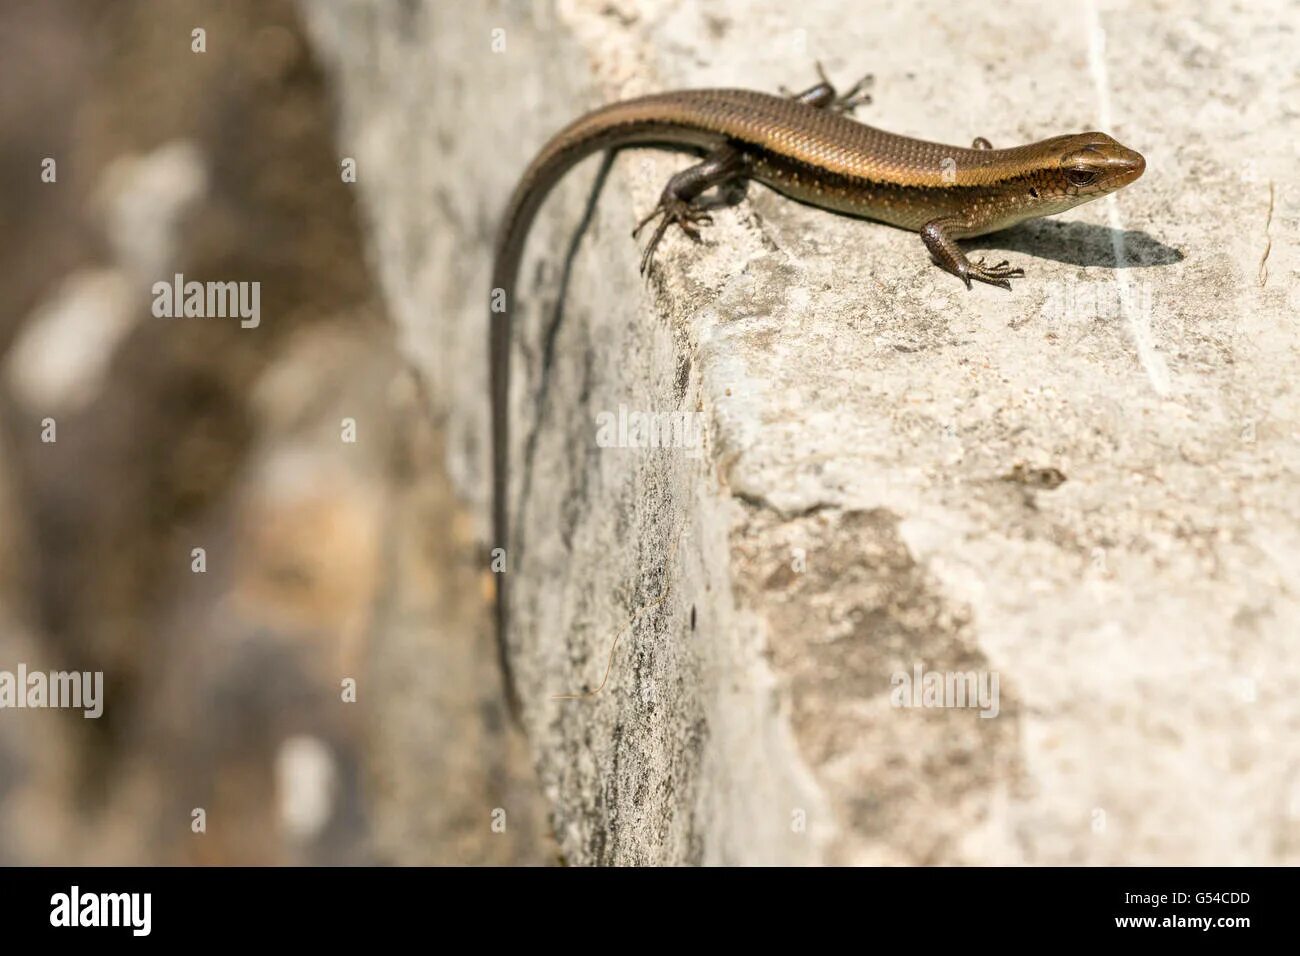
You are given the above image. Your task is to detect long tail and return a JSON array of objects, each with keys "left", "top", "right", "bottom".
[{"left": 489, "top": 94, "right": 727, "bottom": 717}]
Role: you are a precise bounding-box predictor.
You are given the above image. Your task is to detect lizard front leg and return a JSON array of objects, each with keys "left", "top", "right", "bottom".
[{"left": 920, "top": 216, "right": 1024, "bottom": 291}]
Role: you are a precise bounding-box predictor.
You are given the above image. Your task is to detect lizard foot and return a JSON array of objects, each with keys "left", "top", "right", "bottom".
[
  {"left": 633, "top": 197, "right": 714, "bottom": 275},
  {"left": 965, "top": 257, "right": 1025, "bottom": 291}
]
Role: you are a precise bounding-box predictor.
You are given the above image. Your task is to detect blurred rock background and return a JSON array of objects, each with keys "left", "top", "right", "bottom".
[{"left": 0, "top": 0, "right": 550, "bottom": 865}]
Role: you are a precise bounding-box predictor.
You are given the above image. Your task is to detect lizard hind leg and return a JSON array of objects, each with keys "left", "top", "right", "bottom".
[{"left": 633, "top": 145, "right": 751, "bottom": 275}]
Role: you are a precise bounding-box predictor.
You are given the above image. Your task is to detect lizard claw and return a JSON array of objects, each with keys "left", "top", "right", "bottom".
[
  {"left": 967, "top": 256, "right": 1024, "bottom": 290},
  {"left": 832, "top": 72, "right": 874, "bottom": 114},
  {"left": 636, "top": 198, "right": 715, "bottom": 274}
]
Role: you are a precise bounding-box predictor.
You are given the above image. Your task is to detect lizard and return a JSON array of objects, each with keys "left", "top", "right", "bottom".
[{"left": 489, "top": 68, "right": 1145, "bottom": 713}]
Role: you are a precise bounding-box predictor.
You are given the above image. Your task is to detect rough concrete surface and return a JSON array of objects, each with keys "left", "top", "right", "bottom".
[{"left": 302, "top": 0, "right": 1300, "bottom": 864}]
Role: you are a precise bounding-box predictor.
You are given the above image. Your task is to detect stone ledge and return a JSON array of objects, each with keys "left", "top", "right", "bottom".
[{"left": 301, "top": 0, "right": 1300, "bottom": 864}]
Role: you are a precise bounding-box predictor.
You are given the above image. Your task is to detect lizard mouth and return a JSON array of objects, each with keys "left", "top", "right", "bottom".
[{"left": 1111, "top": 147, "right": 1146, "bottom": 188}]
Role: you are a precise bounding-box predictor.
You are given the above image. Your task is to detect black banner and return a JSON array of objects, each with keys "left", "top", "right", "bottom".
[{"left": 0, "top": 866, "right": 1274, "bottom": 942}]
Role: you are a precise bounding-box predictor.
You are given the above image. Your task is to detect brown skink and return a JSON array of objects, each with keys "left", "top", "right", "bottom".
[{"left": 490, "top": 72, "right": 1145, "bottom": 712}]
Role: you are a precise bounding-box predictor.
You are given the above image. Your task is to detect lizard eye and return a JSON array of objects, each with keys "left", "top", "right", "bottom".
[{"left": 1065, "top": 167, "right": 1098, "bottom": 187}]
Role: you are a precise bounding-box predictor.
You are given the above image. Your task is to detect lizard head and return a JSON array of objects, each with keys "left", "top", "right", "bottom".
[
  {"left": 972, "top": 131, "right": 1145, "bottom": 234},
  {"left": 976, "top": 131, "right": 1145, "bottom": 232},
  {"left": 1043, "top": 132, "right": 1145, "bottom": 201},
  {"left": 1057, "top": 132, "right": 1145, "bottom": 193}
]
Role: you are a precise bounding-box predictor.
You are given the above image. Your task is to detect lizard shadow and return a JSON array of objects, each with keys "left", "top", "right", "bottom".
[
  {"left": 967, "top": 219, "right": 1183, "bottom": 269},
  {"left": 515, "top": 150, "right": 617, "bottom": 559}
]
